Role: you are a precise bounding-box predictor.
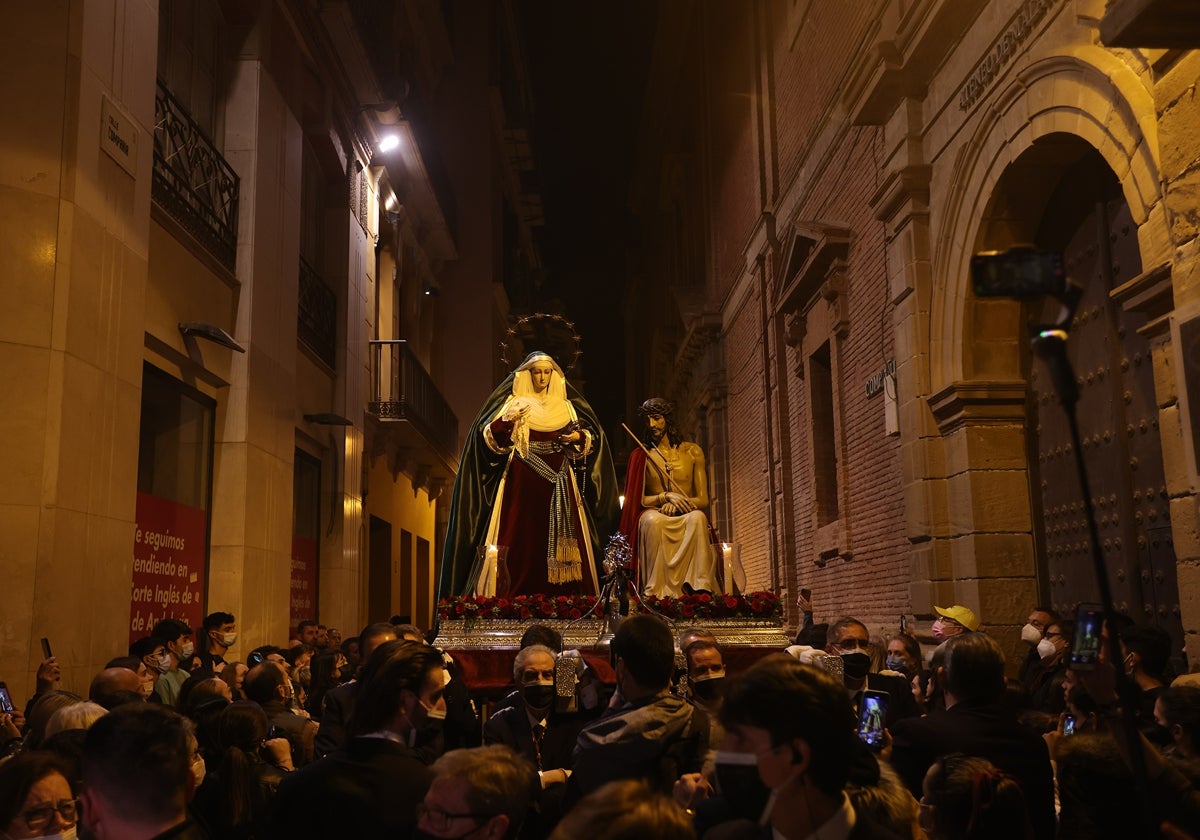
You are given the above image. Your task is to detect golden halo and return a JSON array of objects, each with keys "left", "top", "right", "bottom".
[{"left": 499, "top": 313, "right": 584, "bottom": 376}]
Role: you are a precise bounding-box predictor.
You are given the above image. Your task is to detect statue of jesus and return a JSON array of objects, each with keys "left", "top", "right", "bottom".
[{"left": 619, "top": 397, "right": 718, "bottom": 597}]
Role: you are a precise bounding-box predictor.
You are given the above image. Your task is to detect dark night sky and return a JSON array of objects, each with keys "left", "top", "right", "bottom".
[{"left": 514, "top": 2, "right": 659, "bottom": 430}]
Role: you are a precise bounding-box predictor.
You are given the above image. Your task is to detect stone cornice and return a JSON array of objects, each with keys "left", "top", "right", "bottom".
[
  {"left": 846, "top": 0, "right": 990, "bottom": 125},
  {"left": 928, "top": 380, "right": 1027, "bottom": 434},
  {"left": 870, "top": 164, "right": 932, "bottom": 225}
]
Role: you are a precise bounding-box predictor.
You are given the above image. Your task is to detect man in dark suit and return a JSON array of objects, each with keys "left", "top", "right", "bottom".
[
  {"left": 485, "top": 644, "right": 589, "bottom": 837},
  {"left": 889, "top": 631, "right": 1056, "bottom": 840},
  {"left": 269, "top": 640, "right": 444, "bottom": 838},
  {"left": 825, "top": 617, "right": 920, "bottom": 729}
]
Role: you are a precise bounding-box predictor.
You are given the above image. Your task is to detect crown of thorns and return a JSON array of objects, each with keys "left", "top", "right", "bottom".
[{"left": 637, "top": 398, "right": 673, "bottom": 417}]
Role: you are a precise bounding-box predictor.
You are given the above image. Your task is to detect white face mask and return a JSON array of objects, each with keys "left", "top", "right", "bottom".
[
  {"left": 191, "top": 754, "right": 206, "bottom": 788},
  {"left": 39, "top": 828, "right": 78, "bottom": 840},
  {"left": 1037, "top": 638, "right": 1057, "bottom": 659},
  {"left": 1021, "top": 623, "right": 1044, "bottom": 646},
  {"left": 181, "top": 641, "right": 195, "bottom": 658},
  {"left": 422, "top": 701, "right": 447, "bottom": 722},
  {"left": 220, "top": 632, "right": 237, "bottom": 647},
  {"left": 153, "top": 653, "right": 173, "bottom": 673}
]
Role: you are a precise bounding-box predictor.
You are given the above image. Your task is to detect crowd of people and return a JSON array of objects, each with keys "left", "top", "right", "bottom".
[{"left": 2, "top": 601, "right": 1200, "bottom": 839}]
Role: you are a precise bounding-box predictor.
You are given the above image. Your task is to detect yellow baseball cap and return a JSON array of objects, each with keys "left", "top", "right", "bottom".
[{"left": 934, "top": 604, "right": 980, "bottom": 632}]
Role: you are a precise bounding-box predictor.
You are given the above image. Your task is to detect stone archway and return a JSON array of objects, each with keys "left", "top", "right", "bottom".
[
  {"left": 902, "top": 51, "right": 1171, "bottom": 643},
  {"left": 933, "top": 51, "right": 1169, "bottom": 392},
  {"left": 970, "top": 137, "right": 1182, "bottom": 647},
  {"left": 912, "top": 51, "right": 1172, "bottom": 643}
]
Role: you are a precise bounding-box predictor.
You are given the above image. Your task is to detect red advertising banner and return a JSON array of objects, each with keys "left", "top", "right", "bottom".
[
  {"left": 290, "top": 535, "right": 318, "bottom": 633},
  {"left": 129, "top": 492, "right": 208, "bottom": 646}
]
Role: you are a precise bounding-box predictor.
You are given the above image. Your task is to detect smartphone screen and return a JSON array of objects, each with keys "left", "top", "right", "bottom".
[
  {"left": 857, "top": 690, "right": 889, "bottom": 750},
  {"left": 1069, "top": 603, "right": 1104, "bottom": 670},
  {"left": 0, "top": 683, "right": 13, "bottom": 713},
  {"left": 1062, "top": 714, "right": 1076, "bottom": 737},
  {"left": 41, "top": 637, "right": 52, "bottom": 660}
]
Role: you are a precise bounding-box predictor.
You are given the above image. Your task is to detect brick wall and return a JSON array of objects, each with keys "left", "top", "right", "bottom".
[{"left": 627, "top": 1, "right": 911, "bottom": 635}]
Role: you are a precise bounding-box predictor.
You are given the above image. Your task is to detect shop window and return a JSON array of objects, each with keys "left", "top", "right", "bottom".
[
  {"left": 129, "top": 364, "right": 215, "bottom": 644},
  {"left": 291, "top": 450, "right": 322, "bottom": 630}
]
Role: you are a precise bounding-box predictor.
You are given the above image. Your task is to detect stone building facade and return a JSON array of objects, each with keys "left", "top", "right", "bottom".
[
  {"left": 628, "top": 0, "right": 1200, "bottom": 663},
  {"left": 0, "top": 0, "right": 542, "bottom": 703}
]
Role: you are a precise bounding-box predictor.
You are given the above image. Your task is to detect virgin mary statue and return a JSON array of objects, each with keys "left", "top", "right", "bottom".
[{"left": 438, "top": 352, "right": 618, "bottom": 600}]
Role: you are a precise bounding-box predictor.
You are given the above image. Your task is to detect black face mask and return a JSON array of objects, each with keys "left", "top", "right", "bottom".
[
  {"left": 1147, "top": 722, "right": 1174, "bottom": 748},
  {"left": 691, "top": 675, "right": 725, "bottom": 702},
  {"left": 713, "top": 753, "right": 772, "bottom": 822},
  {"left": 522, "top": 683, "right": 556, "bottom": 711},
  {"left": 841, "top": 651, "right": 872, "bottom": 680}
]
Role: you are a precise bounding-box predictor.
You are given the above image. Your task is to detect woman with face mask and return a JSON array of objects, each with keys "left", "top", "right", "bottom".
[
  {"left": 0, "top": 752, "right": 80, "bottom": 840},
  {"left": 1027, "top": 621, "right": 1072, "bottom": 715},
  {"left": 885, "top": 634, "right": 922, "bottom": 678}
]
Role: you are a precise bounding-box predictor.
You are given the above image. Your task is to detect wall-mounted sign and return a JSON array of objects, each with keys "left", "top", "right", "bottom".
[
  {"left": 101, "top": 94, "right": 137, "bottom": 177},
  {"left": 865, "top": 359, "right": 896, "bottom": 398}
]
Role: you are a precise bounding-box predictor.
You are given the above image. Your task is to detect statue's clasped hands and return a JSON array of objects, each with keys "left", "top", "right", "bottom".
[{"left": 660, "top": 491, "right": 695, "bottom": 516}]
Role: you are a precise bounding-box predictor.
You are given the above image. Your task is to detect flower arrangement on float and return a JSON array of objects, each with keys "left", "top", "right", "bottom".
[{"left": 435, "top": 590, "right": 782, "bottom": 622}]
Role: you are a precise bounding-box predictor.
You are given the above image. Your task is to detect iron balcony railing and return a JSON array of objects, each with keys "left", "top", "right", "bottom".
[
  {"left": 152, "top": 80, "right": 239, "bottom": 272},
  {"left": 369, "top": 340, "right": 458, "bottom": 458},
  {"left": 298, "top": 257, "right": 337, "bottom": 369}
]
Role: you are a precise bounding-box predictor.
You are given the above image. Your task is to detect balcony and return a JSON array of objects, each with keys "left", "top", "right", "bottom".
[
  {"left": 152, "top": 80, "right": 240, "bottom": 273},
  {"left": 368, "top": 340, "right": 459, "bottom": 494}
]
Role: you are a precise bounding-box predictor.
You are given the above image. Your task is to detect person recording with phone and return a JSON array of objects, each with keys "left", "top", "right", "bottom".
[
  {"left": 823, "top": 617, "right": 919, "bottom": 731},
  {"left": 699, "top": 655, "right": 900, "bottom": 839},
  {"left": 22, "top": 645, "right": 62, "bottom": 725}
]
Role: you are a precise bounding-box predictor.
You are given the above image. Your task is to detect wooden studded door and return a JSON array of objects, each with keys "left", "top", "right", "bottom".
[{"left": 1031, "top": 196, "right": 1182, "bottom": 647}]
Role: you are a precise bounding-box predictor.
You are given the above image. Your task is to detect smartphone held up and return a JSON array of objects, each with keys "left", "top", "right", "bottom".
[
  {"left": 1069, "top": 603, "right": 1104, "bottom": 670},
  {"left": 857, "top": 690, "right": 889, "bottom": 751}
]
